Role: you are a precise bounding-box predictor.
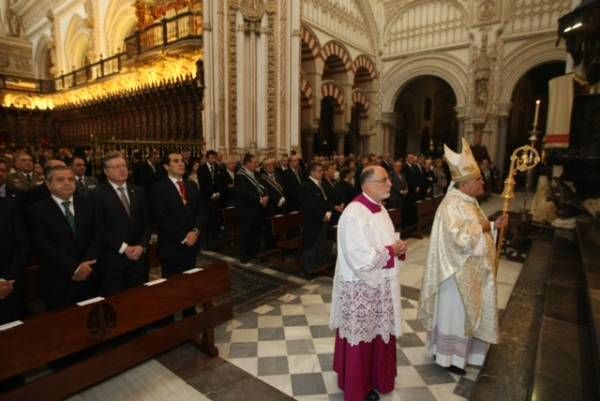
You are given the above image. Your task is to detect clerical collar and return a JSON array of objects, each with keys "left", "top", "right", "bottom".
[{"left": 353, "top": 192, "right": 382, "bottom": 213}]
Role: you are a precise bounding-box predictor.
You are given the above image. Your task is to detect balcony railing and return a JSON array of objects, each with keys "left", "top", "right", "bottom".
[{"left": 0, "top": 11, "right": 202, "bottom": 95}]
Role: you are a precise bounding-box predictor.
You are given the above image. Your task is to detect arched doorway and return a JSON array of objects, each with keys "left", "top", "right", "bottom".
[
  {"left": 393, "top": 75, "right": 458, "bottom": 158},
  {"left": 348, "top": 104, "right": 367, "bottom": 155},
  {"left": 315, "top": 97, "right": 337, "bottom": 155},
  {"left": 506, "top": 62, "right": 566, "bottom": 169}
]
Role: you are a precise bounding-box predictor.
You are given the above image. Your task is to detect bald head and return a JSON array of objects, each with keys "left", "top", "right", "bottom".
[{"left": 360, "top": 165, "right": 391, "bottom": 203}]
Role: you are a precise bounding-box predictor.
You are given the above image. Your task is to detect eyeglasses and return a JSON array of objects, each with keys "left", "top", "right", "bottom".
[{"left": 366, "top": 177, "right": 391, "bottom": 184}]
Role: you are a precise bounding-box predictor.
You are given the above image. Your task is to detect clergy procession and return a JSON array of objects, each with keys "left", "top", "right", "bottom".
[{"left": 0, "top": 139, "right": 507, "bottom": 401}]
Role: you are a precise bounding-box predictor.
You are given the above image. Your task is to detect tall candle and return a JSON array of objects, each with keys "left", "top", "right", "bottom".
[{"left": 533, "top": 99, "right": 541, "bottom": 129}]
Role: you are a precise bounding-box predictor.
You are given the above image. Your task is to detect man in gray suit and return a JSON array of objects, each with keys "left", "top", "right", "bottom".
[{"left": 71, "top": 156, "right": 98, "bottom": 196}]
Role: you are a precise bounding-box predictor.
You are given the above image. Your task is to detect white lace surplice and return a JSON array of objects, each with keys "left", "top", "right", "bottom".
[{"left": 329, "top": 200, "right": 403, "bottom": 346}]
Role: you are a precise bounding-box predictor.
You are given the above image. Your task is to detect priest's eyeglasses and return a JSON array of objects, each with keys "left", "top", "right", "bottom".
[{"left": 367, "top": 177, "right": 391, "bottom": 184}]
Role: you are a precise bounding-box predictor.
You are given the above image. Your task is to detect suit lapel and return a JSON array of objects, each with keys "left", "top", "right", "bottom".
[
  {"left": 184, "top": 180, "right": 194, "bottom": 210},
  {"left": 73, "top": 196, "right": 84, "bottom": 244},
  {"left": 108, "top": 186, "right": 130, "bottom": 219},
  {"left": 127, "top": 186, "right": 136, "bottom": 217},
  {"left": 166, "top": 179, "right": 186, "bottom": 208}
]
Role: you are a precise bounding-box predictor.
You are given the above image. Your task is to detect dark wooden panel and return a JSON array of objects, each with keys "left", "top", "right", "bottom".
[
  {"left": 0, "top": 262, "right": 230, "bottom": 380},
  {"left": 0, "top": 301, "right": 232, "bottom": 401}
]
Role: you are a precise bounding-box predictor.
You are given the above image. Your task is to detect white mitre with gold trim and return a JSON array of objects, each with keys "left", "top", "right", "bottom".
[{"left": 443, "top": 138, "right": 481, "bottom": 183}]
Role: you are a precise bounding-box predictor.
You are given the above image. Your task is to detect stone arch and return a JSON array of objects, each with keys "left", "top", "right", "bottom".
[
  {"left": 353, "top": 54, "right": 377, "bottom": 80},
  {"left": 104, "top": 0, "right": 137, "bottom": 55},
  {"left": 351, "top": 89, "right": 369, "bottom": 114},
  {"left": 383, "top": 0, "right": 470, "bottom": 39},
  {"left": 382, "top": 54, "right": 468, "bottom": 112},
  {"left": 321, "top": 81, "right": 344, "bottom": 112},
  {"left": 321, "top": 40, "right": 353, "bottom": 73},
  {"left": 300, "top": 24, "right": 321, "bottom": 60},
  {"left": 64, "top": 14, "right": 92, "bottom": 70},
  {"left": 498, "top": 37, "right": 567, "bottom": 107},
  {"left": 300, "top": 76, "right": 313, "bottom": 108},
  {"left": 33, "top": 35, "right": 52, "bottom": 79}
]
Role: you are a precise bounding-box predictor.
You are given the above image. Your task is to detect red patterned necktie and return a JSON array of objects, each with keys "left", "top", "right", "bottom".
[{"left": 177, "top": 180, "right": 188, "bottom": 205}]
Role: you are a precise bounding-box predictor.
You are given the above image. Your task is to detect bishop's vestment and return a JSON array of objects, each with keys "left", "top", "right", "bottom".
[{"left": 417, "top": 188, "right": 499, "bottom": 369}]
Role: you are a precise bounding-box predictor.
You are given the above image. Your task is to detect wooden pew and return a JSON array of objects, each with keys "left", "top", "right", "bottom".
[
  {"left": 269, "top": 211, "right": 304, "bottom": 269},
  {"left": 415, "top": 197, "right": 435, "bottom": 237},
  {"left": 0, "top": 262, "right": 232, "bottom": 401},
  {"left": 221, "top": 206, "right": 239, "bottom": 247},
  {"left": 387, "top": 208, "right": 402, "bottom": 231}
]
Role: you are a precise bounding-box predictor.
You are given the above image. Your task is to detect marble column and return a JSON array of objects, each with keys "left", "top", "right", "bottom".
[
  {"left": 495, "top": 102, "right": 512, "bottom": 176},
  {"left": 302, "top": 128, "right": 317, "bottom": 161},
  {"left": 496, "top": 115, "right": 509, "bottom": 176},
  {"left": 257, "top": 15, "right": 268, "bottom": 149},
  {"left": 335, "top": 129, "right": 346, "bottom": 156},
  {"left": 288, "top": 0, "right": 301, "bottom": 152},
  {"left": 381, "top": 111, "right": 396, "bottom": 157},
  {"left": 236, "top": 12, "right": 246, "bottom": 150}
]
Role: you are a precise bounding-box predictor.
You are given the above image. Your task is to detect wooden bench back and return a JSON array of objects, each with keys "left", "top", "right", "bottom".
[
  {"left": 0, "top": 262, "right": 232, "bottom": 401},
  {"left": 271, "top": 211, "right": 304, "bottom": 236},
  {"left": 387, "top": 208, "right": 402, "bottom": 229}
]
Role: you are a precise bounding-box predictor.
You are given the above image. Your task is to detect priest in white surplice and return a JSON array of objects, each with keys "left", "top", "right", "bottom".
[
  {"left": 330, "top": 165, "right": 408, "bottom": 401},
  {"left": 417, "top": 138, "right": 507, "bottom": 374}
]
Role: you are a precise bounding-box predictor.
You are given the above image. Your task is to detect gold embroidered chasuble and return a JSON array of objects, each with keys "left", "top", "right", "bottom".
[{"left": 417, "top": 188, "right": 499, "bottom": 344}]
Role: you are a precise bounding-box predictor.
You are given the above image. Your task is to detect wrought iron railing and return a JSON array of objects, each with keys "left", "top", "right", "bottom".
[{"left": 0, "top": 11, "right": 202, "bottom": 94}]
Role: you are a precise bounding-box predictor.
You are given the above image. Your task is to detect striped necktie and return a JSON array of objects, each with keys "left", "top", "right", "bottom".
[{"left": 62, "top": 200, "right": 76, "bottom": 232}]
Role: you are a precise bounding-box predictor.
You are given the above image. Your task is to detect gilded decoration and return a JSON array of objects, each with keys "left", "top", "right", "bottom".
[
  {"left": 135, "top": 0, "right": 201, "bottom": 29},
  {"left": 2, "top": 52, "right": 203, "bottom": 109}
]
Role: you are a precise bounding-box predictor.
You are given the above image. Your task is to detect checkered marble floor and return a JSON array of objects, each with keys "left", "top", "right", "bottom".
[{"left": 215, "top": 277, "right": 479, "bottom": 401}]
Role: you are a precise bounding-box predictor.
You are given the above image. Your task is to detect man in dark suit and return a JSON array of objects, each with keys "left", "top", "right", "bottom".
[
  {"left": 25, "top": 159, "right": 67, "bottom": 208},
  {"left": 259, "top": 158, "right": 286, "bottom": 249},
  {"left": 404, "top": 153, "right": 425, "bottom": 200},
  {"left": 0, "top": 197, "right": 29, "bottom": 324},
  {"left": 71, "top": 156, "right": 98, "bottom": 197},
  {"left": 0, "top": 158, "right": 24, "bottom": 204},
  {"left": 387, "top": 160, "right": 409, "bottom": 209},
  {"left": 152, "top": 152, "right": 205, "bottom": 278},
  {"left": 220, "top": 157, "right": 237, "bottom": 208},
  {"left": 95, "top": 153, "right": 151, "bottom": 295},
  {"left": 134, "top": 149, "right": 161, "bottom": 200},
  {"left": 28, "top": 166, "right": 100, "bottom": 310},
  {"left": 198, "top": 150, "right": 222, "bottom": 247},
  {"left": 260, "top": 158, "right": 286, "bottom": 216},
  {"left": 284, "top": 154, "right": 304, "bottom": 211},
  {"left": 235, "top": 153, "right": 269, "bottom": 264},
  {"left": 300, "top": 162, "right": 332, "bottom": 276}
]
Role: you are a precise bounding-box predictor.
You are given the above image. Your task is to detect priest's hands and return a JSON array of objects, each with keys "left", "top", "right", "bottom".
[
  {"left": 391, "top": 240, "right": 408, "bottom": 256},
  {"left": 494, "top": 214, "right": 509, "bottom": 229},
  {"left": 480, "top": 218, "right": 491, "bottom": 232},
  {"left": 480, "top": 214, "right": 508, "bottom": 232}
]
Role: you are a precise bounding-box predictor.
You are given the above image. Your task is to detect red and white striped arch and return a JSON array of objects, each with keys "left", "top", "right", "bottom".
[
  {"left": 320, "top": 41, "right": 353, "bottom": 72},
  {"left": 353, "top": 54, "right": 377, "bottom": 79},
  {"left": 352, "top": 89, "right": 369, "bottom": 117},
  {"left": 300, "top": 25, "right": 321, "bottom": 59},
  {"left": 321, "top": 82, "right": 344, "bottom": 112},
  {"left": 300, "top": 77, "right": 313, "bottom": 108}
]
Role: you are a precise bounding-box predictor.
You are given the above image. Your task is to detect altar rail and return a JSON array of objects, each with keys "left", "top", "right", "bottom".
[{"left": 0, "top": 261, "right": 231, "bottom": 401}]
